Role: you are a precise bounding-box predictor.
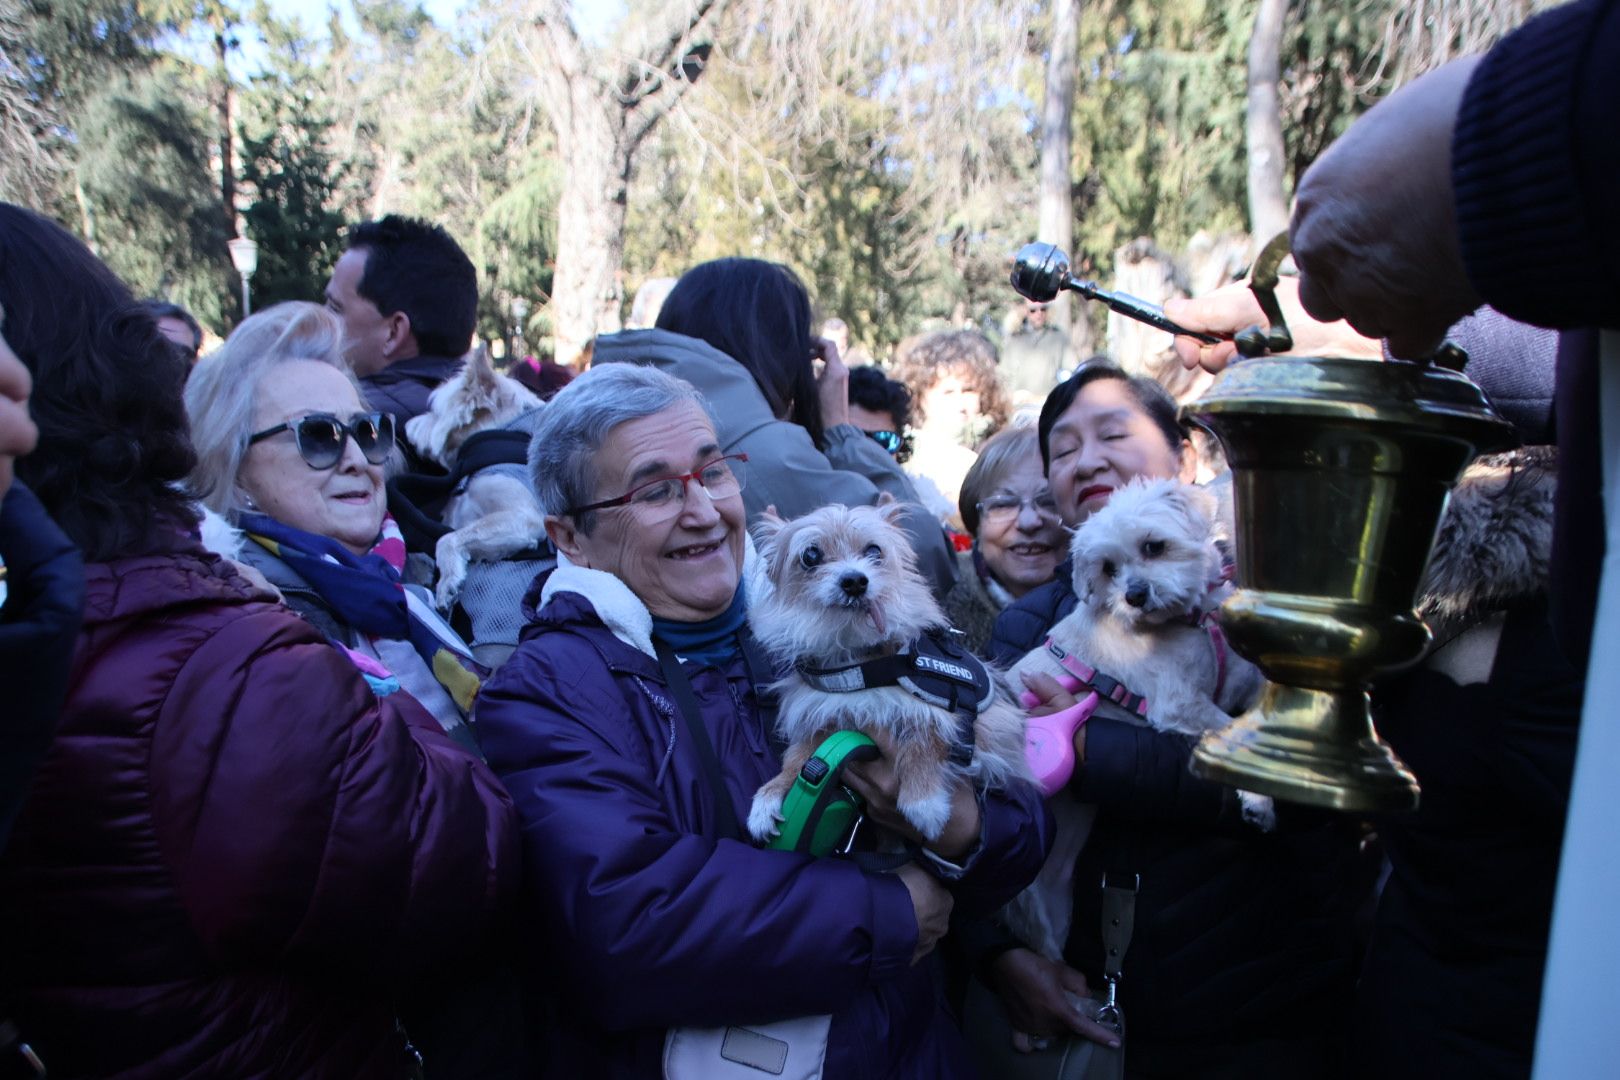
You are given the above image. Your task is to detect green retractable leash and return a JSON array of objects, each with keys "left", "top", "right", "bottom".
[{"left": 765, "top": 730, "right": 880, "bottom": 857}]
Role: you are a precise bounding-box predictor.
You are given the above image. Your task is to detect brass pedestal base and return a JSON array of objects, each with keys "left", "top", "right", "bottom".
[{"left": 1191, "top": 684, "right": 1420, "bottom": 813}]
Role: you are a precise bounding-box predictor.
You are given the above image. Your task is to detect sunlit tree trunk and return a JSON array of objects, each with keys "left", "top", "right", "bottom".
[
  {"left": 531, "top": 0, "right": 721, "bottom": 368},
  {"left": 1038, "top": 0, "right": 1090, "bottom": 357},
  {"left": 1245, "top": 0, "right": 1288, "bottom": 248}
]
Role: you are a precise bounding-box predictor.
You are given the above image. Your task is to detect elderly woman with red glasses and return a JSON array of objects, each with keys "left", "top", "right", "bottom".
[
  {"left": 474, "top": 361, "right": 1049, "bottom": 1079},
  {"left": 186, "top": 302, "right": 487, "bottom": 749}
]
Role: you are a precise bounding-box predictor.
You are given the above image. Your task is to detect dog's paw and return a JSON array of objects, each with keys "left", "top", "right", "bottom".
[
  {"left": 747, "top": 789, "right": 786, "bottom": 842},
  {"left": 898, "top": 789, "right": 953, "bottom": 843},
  {"left": 433, "top": 538, "right": 470, "bottom": 611},
  {"left": 1238, "top": 790, "right": 1276, "bottom": 832}
]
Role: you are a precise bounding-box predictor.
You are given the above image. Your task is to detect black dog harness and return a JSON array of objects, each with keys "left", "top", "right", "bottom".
[{"left": 794, "top": 630, "right": 994, "bottom": 767}]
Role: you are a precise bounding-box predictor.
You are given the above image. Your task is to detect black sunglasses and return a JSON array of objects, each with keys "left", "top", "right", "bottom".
[
  {"left": 864, "top": 429, "right": 914, "bottom": 464},
  {"left": 866, "top": 430, "right": 903, "bottom": 454},
  {"left": 247, "top": 411, "right": 396, "bottom": 470}
]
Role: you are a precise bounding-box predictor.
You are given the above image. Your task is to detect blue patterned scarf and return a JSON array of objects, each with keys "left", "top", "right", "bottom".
[{"left": 240, "top": 512, "right": 486, "bottom": 713}]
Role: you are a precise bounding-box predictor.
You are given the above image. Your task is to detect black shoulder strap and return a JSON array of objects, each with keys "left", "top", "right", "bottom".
[
  {"left": 451, "top": 429, "right": 533, "bottom": 484},
  {"left": 737, "top": 628, "right": 786, "bottom": 760},
  {"left": 653, "top": 638, "right": 742, "bottom": 842}
]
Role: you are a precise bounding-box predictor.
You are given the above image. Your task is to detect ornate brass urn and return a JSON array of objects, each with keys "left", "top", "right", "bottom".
[{"left": 1180, "top": 236, "right": 1515, "bottom": 811}]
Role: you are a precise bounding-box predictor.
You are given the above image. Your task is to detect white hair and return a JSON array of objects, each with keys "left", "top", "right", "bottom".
[{"left": 183, "top": 301, "right": 362, "bottom": 518}]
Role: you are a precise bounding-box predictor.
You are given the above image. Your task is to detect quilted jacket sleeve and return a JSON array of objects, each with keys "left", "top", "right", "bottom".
[
  {"left": 149, "top": 607, "right": 518, "bottom": 976},
  {"left": 1075, "top": 718, "right": 1252, "bottom": 831},
  {"left": 475, "top": 644, "right": 922, "bottom": 1032}
]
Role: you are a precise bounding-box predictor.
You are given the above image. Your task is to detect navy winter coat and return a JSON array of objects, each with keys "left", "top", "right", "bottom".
[
  {"left": 989, "top": 562, "right": 1359, "bottom": 1073},
  {"left": 475, "top": 565, "right": 1052, "bottom": 1079}
]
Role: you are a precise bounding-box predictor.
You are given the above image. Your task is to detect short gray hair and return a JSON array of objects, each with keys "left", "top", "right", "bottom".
[
  {"left": 183, "top": 301, "right": 361, "bottom": 518},
  {"left": 958, "top": 423, "right": 1042, "bottom": 536},
  {"left": 529, "top": 363, "right": 713, "bottom": 532}
]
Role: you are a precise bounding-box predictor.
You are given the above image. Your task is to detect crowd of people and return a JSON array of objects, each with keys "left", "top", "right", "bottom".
[{"left": 0, "top": 0, "right": 1612, "bottom": 1076}]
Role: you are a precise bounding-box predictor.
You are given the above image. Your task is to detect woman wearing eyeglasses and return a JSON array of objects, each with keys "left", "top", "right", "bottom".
[
  {"left": 592, "top": 257, "right": 959, "bottom": 603},
  {"left": 0, "top": 209, "right": 516, "bottom": 1078},
  {"left": 473, "top": 362, "right": 1049, "bottom": 1079},
  {"left": 186, "top": 302, "right": 486, "bottom": 751},
  {"left": 942, "top": 426, "right": 1066, "bottom": 655}
]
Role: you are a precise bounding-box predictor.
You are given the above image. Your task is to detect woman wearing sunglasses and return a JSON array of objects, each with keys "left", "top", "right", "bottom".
[
  {"left": 0, "top": 208, "right": 516, "bottom": 1078},
  {"left": 187, "top": 302, "right": 488, "bottom": 753}
]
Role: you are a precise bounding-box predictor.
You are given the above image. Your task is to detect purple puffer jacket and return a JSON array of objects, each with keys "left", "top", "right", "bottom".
[
  {"left": 1, "top": 535, "right": 518, "bottom": 1079},
  {"left": 475, "top": 565, "right": 1051, "bottom": 1080}
]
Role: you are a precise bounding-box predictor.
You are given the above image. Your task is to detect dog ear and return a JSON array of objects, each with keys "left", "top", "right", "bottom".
[
  {"left": 874, "top": 495, "right": 907, "bottom": 528},
  {"left": 1162, "top": 481, "right": 1217, "bottom": 532},
  {"left": 465, "top": 345, "right": 501, "bottom": 407},
  {"left": 751, "top": 509, "right": 787, "bottom": 569}
]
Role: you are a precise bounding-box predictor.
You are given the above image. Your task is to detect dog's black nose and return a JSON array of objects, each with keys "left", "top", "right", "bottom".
[
  {"left": 1125, "top": 582, "right": 1150, "bottom": 608},
  {"left": 840, "top": 572, "right": 868, "bottom": 598}
]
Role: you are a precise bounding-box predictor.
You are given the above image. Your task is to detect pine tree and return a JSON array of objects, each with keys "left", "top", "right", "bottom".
[{"left": 237, "top": 13, "right": 345, "bottom": 308}]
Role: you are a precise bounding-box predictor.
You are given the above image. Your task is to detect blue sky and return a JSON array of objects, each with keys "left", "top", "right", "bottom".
[
  {"left": 260, "top": 0, "right": 624, "bottom": 42},
  {"left": 264, "top": 0, "right": 459, "bottom": 34}
]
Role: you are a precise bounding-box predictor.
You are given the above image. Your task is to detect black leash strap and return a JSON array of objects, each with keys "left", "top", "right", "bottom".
[
  {"left": 1096, "top": 873, "right": 1138, "bottom": 1028},
  {"left": 654, "top": 638, "right": 743, "bottom": 842}
]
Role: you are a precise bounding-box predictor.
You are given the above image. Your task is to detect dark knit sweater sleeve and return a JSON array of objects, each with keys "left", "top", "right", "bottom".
[{"left": 1451, "top": 0, "right": 1620, "bottom": 329}]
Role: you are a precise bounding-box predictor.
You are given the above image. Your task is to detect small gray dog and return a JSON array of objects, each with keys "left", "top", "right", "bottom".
[
  {"left": 405, "top": 347, "right": 544, "bottom": 610},
  {"left": 1005, "top": 477, "right": 1271, "bottom": 960}
]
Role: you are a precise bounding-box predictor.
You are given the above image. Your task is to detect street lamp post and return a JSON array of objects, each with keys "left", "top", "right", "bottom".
[
  {"left": 511, "top": 296, "right": 531, "bottom": 361},
  {"left": 227, "top": 236, "right": 259, "bottom": 318}
]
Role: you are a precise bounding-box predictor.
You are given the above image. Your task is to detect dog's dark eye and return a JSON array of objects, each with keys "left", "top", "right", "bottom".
[
  {"left": 1102, "top": 559, "right": 1117, "bottom": 578},
  {"left": 863, "top": 543, "right": 883, "bottom": 562},
  {"left": 799, "top": 545, "right": 823, "bottom": 569},
  {"left": 1142, "top": 539, "right": 1166, "bottom": 558}
]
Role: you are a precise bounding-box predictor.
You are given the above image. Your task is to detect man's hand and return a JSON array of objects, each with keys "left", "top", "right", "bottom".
[
  {"left": 1291, "top": 56, "right": 1483, "bottom": 359},
  {"left": 1164, "top": 277, "right": 1383, "bottom": 375},
  {"left": 894, "top": 861, "right": 953, "bottom": 966},
  {"left": 844, "top": 729, "right": 982, "bottom": 861},
  {"left": 989, "top": 947, "right": 1121, "bottom": 1050},
  {"left": 812, "top": 336, "right": 850, "bottom": 428},
  {"left": 0, "top": 335, "right": 38, "bottom": 500}
]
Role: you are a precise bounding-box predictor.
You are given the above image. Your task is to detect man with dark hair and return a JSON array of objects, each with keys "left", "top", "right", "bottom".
[
  {"left": 846, "top": 364, "right": 913, "bottom": 463},
  {"left": 324, "top": 214, "right": 479, "bottom": 426}
]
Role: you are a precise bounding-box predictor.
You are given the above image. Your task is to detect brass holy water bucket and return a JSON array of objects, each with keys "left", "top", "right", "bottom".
[{"left": 1182, "top": 236, "right": 1514, "bottom": 811}]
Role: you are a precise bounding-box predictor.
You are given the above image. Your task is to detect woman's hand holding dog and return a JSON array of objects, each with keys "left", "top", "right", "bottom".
[
  {"left": 990, "top": 948, "right": 1122, "bottom": 1051},
  {"left": 1020, "top": 671, "right": 1088, "bottom": 769},
  {"left": 894, "top": 862, "right": 953, "bottom": 966},
  {"left": 843, "top": 731, "right": 982, "bottom": 861}
]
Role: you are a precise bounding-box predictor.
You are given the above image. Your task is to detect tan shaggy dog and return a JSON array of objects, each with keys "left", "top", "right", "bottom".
[{"left": 747, "top": 502, "right": 1033, "bottom": 844}]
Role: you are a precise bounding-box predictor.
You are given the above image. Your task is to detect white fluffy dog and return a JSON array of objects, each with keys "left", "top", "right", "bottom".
[
  {"left": 747, "top": 502, "right": 1032, "bottom": 844},
  {"left": 1005, "top": 477, "right": 1271, "bottom": 960},
  {"left": 405, "top": 347, "right": 545, "bottom": 609}
]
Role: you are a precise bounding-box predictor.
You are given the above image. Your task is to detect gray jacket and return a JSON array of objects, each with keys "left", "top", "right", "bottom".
[{"left": 592, "top": 328, "right": 956, "bottom": 600}]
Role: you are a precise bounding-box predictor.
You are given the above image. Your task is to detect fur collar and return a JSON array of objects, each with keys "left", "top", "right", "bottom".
[
  {"left": 541, "top": 538, "right": 769, "bottom": 659},
  {"left": 197, "top": 505, "right": 246, "bottom": 561},
  {"left": 1418, "top": 448, "right": 1555, "bottom": 638}
]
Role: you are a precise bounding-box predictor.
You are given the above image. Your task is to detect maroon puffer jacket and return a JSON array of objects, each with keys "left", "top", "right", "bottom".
[{"left": 1, "top": 538, "right": 518, "bottom": 1078}]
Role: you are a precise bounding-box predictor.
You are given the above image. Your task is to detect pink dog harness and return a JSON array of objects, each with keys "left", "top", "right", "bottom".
[
  {"left": 1026, "top": 639, "right": 1151, "bottom": 718},
  {"left": 1018, "top": 616, "right": 1231, "bottom": 796}
]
